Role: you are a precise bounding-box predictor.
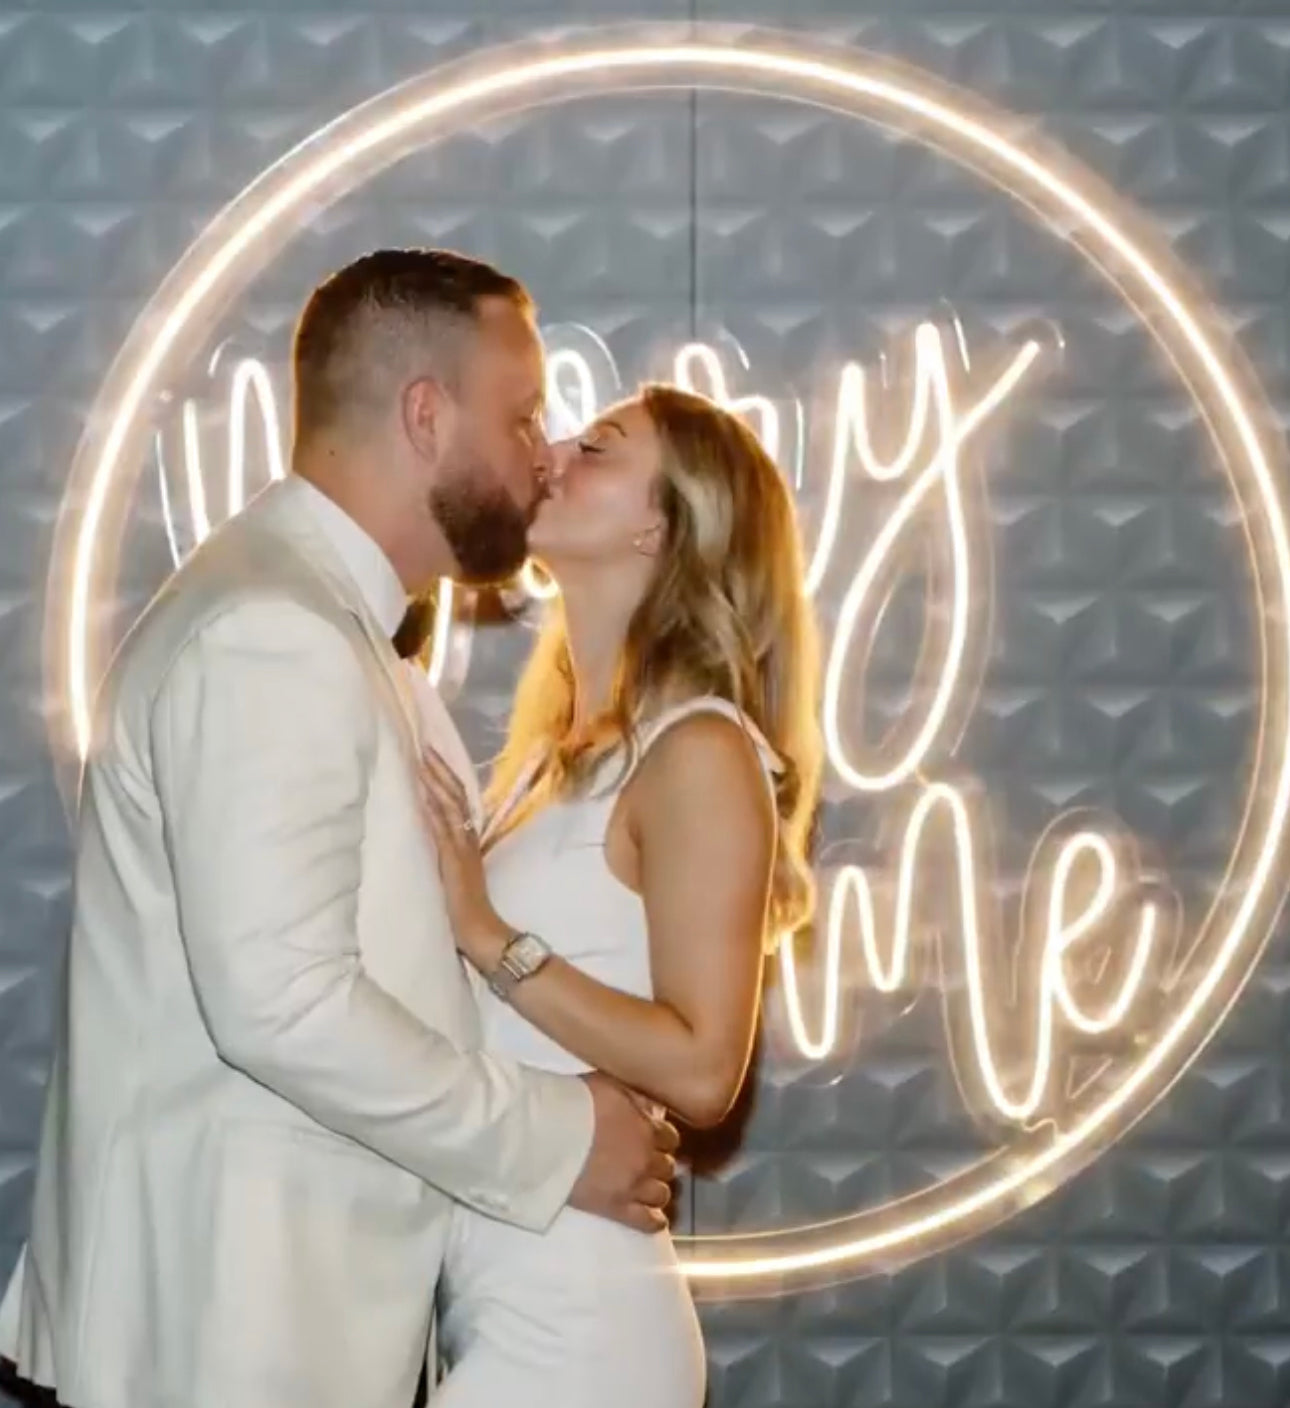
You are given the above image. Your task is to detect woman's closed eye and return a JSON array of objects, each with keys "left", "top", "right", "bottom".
[{"left": 577, "top": 438, "right": 606, "bottom": 456}]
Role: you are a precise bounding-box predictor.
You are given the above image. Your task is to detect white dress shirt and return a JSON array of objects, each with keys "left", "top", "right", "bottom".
[
  {"left": 296, "top": 476, "right": 407, "bottom": 636},
  {"left": 296, "top": 476, "right": 482, "bottom": 821}
]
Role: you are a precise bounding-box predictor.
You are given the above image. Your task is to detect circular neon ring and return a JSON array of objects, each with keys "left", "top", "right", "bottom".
[{"left": 46, "top": 29, "right": 1290, "bottom": 1291}]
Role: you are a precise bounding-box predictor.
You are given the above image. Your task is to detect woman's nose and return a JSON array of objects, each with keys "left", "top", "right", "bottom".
[{"left": 547, "top": 437, "right": 577, "bottom": 484}]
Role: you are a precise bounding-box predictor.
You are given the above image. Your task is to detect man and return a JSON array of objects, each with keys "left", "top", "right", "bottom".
[{"left": 0, "top": 249, "right": 676, "bottom": 1408}]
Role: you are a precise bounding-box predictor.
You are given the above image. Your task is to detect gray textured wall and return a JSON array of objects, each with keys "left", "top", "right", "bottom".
[{"left": 4, "top": 4, "right": 1290, "bottom": 1406}]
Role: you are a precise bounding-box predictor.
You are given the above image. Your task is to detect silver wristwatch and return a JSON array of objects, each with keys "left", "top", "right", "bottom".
[{"left": 487, "top": 930, "right": 553, "bottom": 1002}]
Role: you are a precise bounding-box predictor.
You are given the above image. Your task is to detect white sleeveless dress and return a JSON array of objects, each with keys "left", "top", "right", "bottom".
[{"left": 431, "top": 697, "right": 781, "bottom": 1408}]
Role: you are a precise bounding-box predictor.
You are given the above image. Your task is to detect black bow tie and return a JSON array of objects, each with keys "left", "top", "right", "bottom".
[{"left": 392, "top": 596, "right": 435, "bottom": 660}]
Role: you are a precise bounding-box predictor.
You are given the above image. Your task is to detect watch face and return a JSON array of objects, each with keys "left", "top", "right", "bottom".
[{"left": 511, "top": 933, "right": 549, "bottom": 974}]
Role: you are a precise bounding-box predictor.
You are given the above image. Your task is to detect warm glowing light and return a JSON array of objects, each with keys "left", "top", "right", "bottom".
[
  {"left": 821, "top": 325, "right": 1041, "bottom": 791},
  {"left": 778, "top": 796, "right": 1161, "bottom": 1124},
  {"left": 158, "top": 356, "right": 287, "bottom": 568},
  {"left": 673, "top": 341, "right": 783, "bottom": 468},
  {"left": 1048, "top": 833, "right": 1159, "bottom": 1038},
  {"left": 226, "top": 357, "right": 286, "bottom": 512},
  {"left": 179, "top": 401, "right": 211, "bottom": 547},
  {"left": 48, "top": 30, "right": 1290, "bottom": 1290},
  {"left": 546, "top": 343, "right": 606, "bottom": 438}
]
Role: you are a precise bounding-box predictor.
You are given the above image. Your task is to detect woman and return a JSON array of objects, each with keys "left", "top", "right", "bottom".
[{"left": 416, "top": 383, "right": 822, "bottom": 1407}]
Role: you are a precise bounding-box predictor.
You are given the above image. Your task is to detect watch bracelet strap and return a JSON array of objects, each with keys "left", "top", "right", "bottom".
[{"left": 487, "top": 930, "right": 546, "bottom": 1000}]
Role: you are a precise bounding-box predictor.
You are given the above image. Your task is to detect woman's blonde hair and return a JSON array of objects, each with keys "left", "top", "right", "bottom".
[{"left": 488, "top": 383, "right": 823, "bottom": 947}]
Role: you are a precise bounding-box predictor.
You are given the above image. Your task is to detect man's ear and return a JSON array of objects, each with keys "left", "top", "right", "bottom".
[{"left": 403, "top": 377, "right": 450, "bottom": 462}]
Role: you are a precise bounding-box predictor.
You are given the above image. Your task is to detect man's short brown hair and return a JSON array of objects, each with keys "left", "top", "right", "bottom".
[{"left": 291, "top": 247, "right": 533, "bottom": 446}]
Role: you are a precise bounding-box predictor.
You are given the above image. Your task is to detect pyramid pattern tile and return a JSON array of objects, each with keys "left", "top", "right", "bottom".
[{"left": 4, "top": 4, "right": 1290, "bottom": 1406}]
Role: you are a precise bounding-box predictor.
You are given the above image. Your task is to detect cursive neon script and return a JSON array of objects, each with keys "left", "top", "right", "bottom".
[{"left": 156, "top": 322, "right": 1173, "bottom": 1130}]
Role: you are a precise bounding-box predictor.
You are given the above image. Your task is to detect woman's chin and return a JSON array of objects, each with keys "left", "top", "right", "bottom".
[
  {"left": 526, "top": 512, "right": 571, "bottom": 565},
  {"left": 527, "top": 513, "right": 608, "bottom": 576},
  {"left": 525, "top": 524, "right": 557, "bottom": 562}
]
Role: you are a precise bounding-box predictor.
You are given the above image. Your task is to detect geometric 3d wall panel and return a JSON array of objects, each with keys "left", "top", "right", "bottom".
[{"left": 4, "top": 5, "right": 1290, "bottom": 1406}]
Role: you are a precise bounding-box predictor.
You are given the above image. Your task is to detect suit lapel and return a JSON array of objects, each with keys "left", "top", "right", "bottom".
[
  {"left": 250, "top": 478, "right": 423, "bottom": 754},
  {"left": 408, "top": 668, "right": 483, "bottom": 823},
  {"left": 244, "top": 478, "right": 491, "bottom": 1003}
]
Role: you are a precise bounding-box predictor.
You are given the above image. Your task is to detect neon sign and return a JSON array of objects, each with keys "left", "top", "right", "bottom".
[
  {"left": 43, "top": 31, "right": 1290, "bottom": 1293},
  {"left": 156, "top": 318, "right": 1171, "bottom": 1135}
]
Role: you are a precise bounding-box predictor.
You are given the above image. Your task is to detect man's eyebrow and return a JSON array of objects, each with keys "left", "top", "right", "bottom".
[{"left": 597, "top": 419, "right": 627, "bottom": 438}]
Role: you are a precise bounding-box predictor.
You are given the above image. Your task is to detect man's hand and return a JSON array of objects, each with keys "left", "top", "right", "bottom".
[{"left": 567, "top": 1072, "right": 679, "bottom": 1232}]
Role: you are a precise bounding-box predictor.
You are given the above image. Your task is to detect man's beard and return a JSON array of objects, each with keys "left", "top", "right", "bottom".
[{"left": 428, "top": 471, "right": 536, "bottom": 586}]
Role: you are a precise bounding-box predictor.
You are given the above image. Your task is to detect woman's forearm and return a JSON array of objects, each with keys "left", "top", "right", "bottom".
[{"left": 469, "top": 918, "right": 745, "bottom": 1127}]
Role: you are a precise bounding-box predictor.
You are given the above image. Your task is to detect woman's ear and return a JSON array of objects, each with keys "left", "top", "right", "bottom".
[{"left": 631, "top": 518, "right": 665, "bottom": 557}]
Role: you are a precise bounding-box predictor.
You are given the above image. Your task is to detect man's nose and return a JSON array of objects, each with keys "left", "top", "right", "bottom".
[{"left": 531, "top": 430, "right": 556, "bottom": 487}]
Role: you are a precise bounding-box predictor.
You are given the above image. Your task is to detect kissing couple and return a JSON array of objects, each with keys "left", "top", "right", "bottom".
[{"left": 0, "top": 247, "right": 822, "bottom": 1408}]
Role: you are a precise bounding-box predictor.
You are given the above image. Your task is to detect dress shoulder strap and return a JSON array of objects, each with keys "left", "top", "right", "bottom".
[{"left": 614, "top": 696, "right": 783, "bottom": 805}]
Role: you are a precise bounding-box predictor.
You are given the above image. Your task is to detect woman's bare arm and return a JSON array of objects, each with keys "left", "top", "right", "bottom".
[{"left": 462, "top": 715, "right": 775, "bottom": 1128}]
